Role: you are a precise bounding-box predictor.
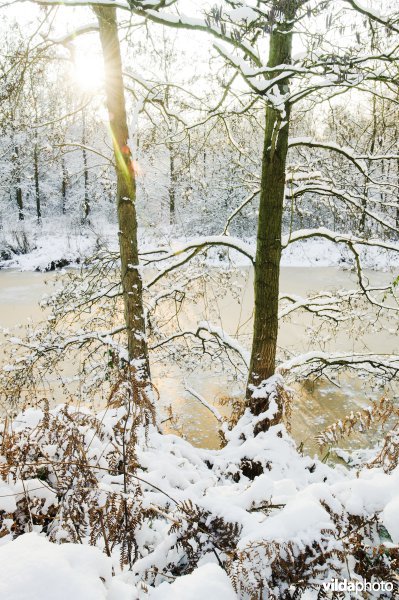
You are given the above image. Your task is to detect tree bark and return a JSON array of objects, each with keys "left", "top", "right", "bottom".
[
  {"left": 360, "top": 94, "right": 377, "bottom": 234},
  {"left": 13, "top": 146, "right": 24, "bottom": 221},
  {"left": 168, "top": 146, "right": 176, "bottom": 224},
  {"left": 164, "top": 86, "right": 176, "bottom": 224},
  {"left": 61, "top": 158, "right": 68, "bottom": 215},
  {"left": 94, "top": 5, "right": 150, "bottom": 380},
  {"left": 396, "top": 151, "right": 399, "bottom": 233},
  {"left": 82, "top": 110, "right": 90, "bottom": 221},
  {"left": 246, "top": 6, "right": 295, "bottom": 413},
  {"left": 34, "top": 142, "right": 41, "bottom": 223}
]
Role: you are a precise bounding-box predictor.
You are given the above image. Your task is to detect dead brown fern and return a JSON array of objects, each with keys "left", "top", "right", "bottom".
[
  {"left": 89, "top": 492, "right": 143, "bottom": 567},
  {"left": 369, "top": 422, "right": 399, "bottom": 473},
  {"left": 0, "top": 371, "right": 155, "bottom": 568},
  {"left": 107, "top": 365, "right": 156, "bottom": 425},
  {"left": 316, "top": 397, "right": 398, "bottom": 449},
  {"left": 167, "top": 499, "right": 242, "bottom": 576},
  {"left": 225, "top": 532, "right": 344, "bottom": 599}
]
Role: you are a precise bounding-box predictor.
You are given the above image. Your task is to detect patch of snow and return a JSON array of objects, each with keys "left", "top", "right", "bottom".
[
  {"left": 149, "top": 563, "right": 237, "bottom": 599},
  {"left": 382, "top": 496, "right": 399, "bottom": 543},
  {"left": 0, "top": 533, "right": 133, "bottom": 600}
]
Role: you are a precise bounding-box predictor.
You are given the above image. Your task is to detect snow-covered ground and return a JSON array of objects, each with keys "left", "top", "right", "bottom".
[
  {"left": 0, "top": 533, "right": 238, "bottom": 599},
  {"left": 1, "top": 221, "right": 397, "bottom": 598},
  {"left": 0, "top": 378, "right": 398, "bottom": 598},
  {"left": 1, "top": 218, "right": 398, "bottom": 272},
  {"left": 0, "top": 533, "right": 236, "bottom": 599}
]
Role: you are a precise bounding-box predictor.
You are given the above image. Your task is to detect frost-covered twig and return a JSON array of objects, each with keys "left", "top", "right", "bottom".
[
  {"left": 278, "top": 351, "right": 399, "bottom": 380},
  {"left": 150, "top": 320, "right": 250, "bottom": 368},
  {"left": 185, "top": 386, "right": 222, "bottom": 422}
]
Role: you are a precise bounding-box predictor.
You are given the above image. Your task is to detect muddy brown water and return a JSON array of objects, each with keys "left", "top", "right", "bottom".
[{"left": 0, "top": 268, "right": 397, "bottom": 456}]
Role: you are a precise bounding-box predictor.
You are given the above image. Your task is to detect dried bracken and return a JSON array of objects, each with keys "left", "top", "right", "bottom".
[
  {"left": 226, "top": 534, "right": 344, "bottom": 600},
  {"left": 0, "top": 368, "right": 157, "bottom": 568},
  {"left": 316, "top": 396, "right": 399, "bottom": 450},
  {"left": 370, "top": 423, "right": 399, "bottom": 474}
]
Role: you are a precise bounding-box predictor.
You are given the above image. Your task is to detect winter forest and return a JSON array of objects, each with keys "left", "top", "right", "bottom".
[{"left": 0, "top": 0, "right": 399, "bottom": 598}]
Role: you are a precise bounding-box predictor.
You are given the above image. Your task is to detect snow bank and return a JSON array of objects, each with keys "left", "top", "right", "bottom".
[
  {"left": 2, "top": 224, "right": 397, "bottom": 271},
  {"left": 281, "top": 236, "right": 399, "bottom": 270},
  {"left": 383, "top": 497, "right": 399, "bottom": 543},
  {"left": 149, "top": 563, "right": 236, "bottom": 599},
  {"left": 0, "top": 217, "right": 119, "bottom": 272},
  {"left": 5, "top": 234, "right": 93, "bottom": 272},
  {"left": 0, "top": 532, "right": 236, "bottom": 600},
  {"left": 0, "top": 533, "right": 132, "bottom": 600},
  {"left": 0, "top": 383, "right": 398, "bottom": 597}
]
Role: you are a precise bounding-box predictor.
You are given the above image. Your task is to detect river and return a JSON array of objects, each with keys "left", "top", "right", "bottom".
[{"left": 0, "top": 267, "right": 397, "bottom": 456}]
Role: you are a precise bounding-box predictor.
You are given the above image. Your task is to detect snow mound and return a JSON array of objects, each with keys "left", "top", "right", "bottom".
[
  {"left": 149, "top": 563, "right": 237, "bottom": 599},
  {"left": 0, "top": 533, "right": 132, "bottom": 600},
  {"left": 382, "top": 496, "right": 399, "bottom": 543}
]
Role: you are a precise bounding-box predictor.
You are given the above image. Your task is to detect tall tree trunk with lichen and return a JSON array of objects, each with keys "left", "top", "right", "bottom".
[
  {"left": 397, "top": 151, "right": 399, "bottom": 233},
  {"left": 245, "top": 3, "right": 295, "bottom": 417},
  {"left": 94, "top": 5, "right": 150, "bottom": 380}
]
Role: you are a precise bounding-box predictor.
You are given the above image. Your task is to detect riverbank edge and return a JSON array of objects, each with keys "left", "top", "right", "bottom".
[{"left": 1, "top": 227, "right": 398, "bottom": 273}]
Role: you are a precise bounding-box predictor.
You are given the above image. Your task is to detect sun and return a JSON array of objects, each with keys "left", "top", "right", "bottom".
[{"left": 73, "top": 54, "right": 104, "bottom": 92}]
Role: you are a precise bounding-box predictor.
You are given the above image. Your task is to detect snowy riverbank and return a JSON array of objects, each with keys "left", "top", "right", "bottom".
[{"left": 1, "top": 219, "right": 398, "bottom": 272}]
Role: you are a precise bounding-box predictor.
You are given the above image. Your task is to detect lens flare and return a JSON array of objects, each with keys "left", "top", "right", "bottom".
[{"left": 73, "top": 55, "right": 104, "bottom": 92}]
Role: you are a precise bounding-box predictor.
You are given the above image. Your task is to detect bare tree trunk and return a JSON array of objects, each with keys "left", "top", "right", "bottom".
[
  {"left": 245, "top": 5, "right": 294, "bottom": 415},
  {"left": 360, "top": 94, "right": 377, "bottom": 234},
  {"left": 13, "top": 146, "right": 24, "bottom": 221},
  {"left": 82, "top": 110, "right": 90, "bottom": 221},
  {"left": 396, "top": 151, "right": 399, "bottom": 234},
  {"left": 16, "top": 187, "right": 23, "bottom": 221},
  {"left": 94, "top": 5, "right": 150, "bottom": 379},
  {"left": 168, "top": 145, "right": 176, "bottom": 224},
  {"left": 34, "top": 141, "right": 41, "bottom": 223},
  {"left": 61, "top": 158, "right": 68, "bottom": 215},
  {"left": 395, "top": 124, "right": 399, "bottom": 235},
  {"left": 164, "top": 86, "right": 176, "bottom": 224}
]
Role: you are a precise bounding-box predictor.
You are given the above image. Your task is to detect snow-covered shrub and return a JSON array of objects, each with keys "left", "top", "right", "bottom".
[
  {"left": 0, "top": 376, "right": 399, "bottom": 597},
  {"left": 0, "top": 369, "right": 156, "bottom": 568}
]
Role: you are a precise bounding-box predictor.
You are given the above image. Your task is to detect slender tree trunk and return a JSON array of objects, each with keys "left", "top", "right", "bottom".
[
  {"left": 94, "top": 5, "right": 150, "bottom": 379},
  {"left": 34, "top": 142, "right": 41, "bottom": 223},
  {"left": 395, "top": 124, "right": 399, "bottom": 235},
  {"left": 245, "top": 6, "right": 294, "bottom": 414},
  {"left": 168, "top": 145, "right": 176, "bottom": 224},
  {"left": 82, "top": 110, "right": 90, "bottom": 221},
  {"left": 164, "top": 86, "right": 176, "bottom": 224},
  {"left": 13, "top": 146, "right": 24, "bottom": 221},
  {"left": 360, "top": 94, "right": 377, "bottom": 234},
  {"left": 61, "top": 158, "right": 68, "bottom": 215},
  {"left": 396, "top": 150, "right": 399, "bottom": 234},
  {"left": 16, "top": 187, "right": 23, "bottom": 221}
]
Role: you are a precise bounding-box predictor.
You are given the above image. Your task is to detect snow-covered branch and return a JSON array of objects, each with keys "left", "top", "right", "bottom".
[
  {"left": 150, "top": 320, "right": 250, "bottom": 368},
  {"left": 279, "top": 350, "right": 399, "bottom": 380},
  {"left": 285, "top": 228, "right": 399, "bottom": 255},
  {"left": 342, "top": 0, "right": 399, "bottom": 33},
  {"left": 185, "top": 386, "right": 222, "bottom": 422},
  {"left": 288, "top": 138, "right": 369, "bottom": 177},
  {"left": 223, "top": 188, "right": 260, "bottom": 235},
  {"left": 144, "top": 236, "right": 255, "bottom": 288}
]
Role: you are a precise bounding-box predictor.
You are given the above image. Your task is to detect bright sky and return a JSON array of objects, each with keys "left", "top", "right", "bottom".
[{"left": 0, "top": 0, "right": 387, "bottom": 112}]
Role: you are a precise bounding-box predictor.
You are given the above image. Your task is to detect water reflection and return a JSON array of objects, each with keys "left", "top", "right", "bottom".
[{"left": 0, "top": 268, "right": 397, "bottom": 457}]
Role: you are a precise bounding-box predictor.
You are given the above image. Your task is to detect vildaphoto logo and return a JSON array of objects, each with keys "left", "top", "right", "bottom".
[{"left": 322, "top": 578, "right": 394, "bottom": 594}]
